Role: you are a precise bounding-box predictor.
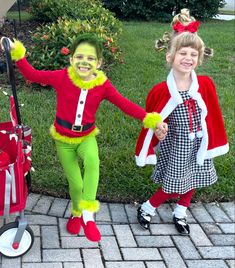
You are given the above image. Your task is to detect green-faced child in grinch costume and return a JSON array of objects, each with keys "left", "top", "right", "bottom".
[{"left": 0, "top": 34, "right": 166, "bottom": 242}]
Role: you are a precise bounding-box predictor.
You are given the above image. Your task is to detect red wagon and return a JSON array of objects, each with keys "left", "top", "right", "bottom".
[{"left": 0, "top": 38, "right": 34, "bottom": 257}]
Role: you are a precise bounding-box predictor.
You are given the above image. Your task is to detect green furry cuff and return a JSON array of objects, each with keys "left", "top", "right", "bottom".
[
  {"left": 10, "top": 40, "right": 26, "bottom": 61},
  {"left": 143, "top": 112, "right": 162, "bottom": 129},
  {"left": 79, "top": 199, "right": 100, "bottom": 212}
]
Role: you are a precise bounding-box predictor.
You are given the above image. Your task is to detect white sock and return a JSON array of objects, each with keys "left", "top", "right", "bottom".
[
  {"left": 82, "top": 210, "right": 94, "bottom": 224},
  {"left": 173, "top": 204, "right": 187, "bottom": 219},
  {"left": 141, "top": 200, "right": 156, "bottom": 216}
]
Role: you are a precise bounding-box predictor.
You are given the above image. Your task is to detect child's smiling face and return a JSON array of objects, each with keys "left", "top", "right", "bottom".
[
  {"left": 167, "top": 46, "right": 199, "bottom": 75},
  {"left": 70, "top": 42, "right": 101, "bottom": 81}
]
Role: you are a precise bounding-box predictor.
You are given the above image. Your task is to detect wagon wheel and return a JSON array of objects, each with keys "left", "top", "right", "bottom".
[{"left": 0, "top": 221, "right": 34, "bottom": 258}]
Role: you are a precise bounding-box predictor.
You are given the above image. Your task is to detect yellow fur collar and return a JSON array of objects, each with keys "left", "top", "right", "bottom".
[{"left": 67, "top": 66, "right": 107, "bottom": 90}]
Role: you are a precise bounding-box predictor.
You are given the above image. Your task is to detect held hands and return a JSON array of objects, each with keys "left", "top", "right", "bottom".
[
  {"left": 155, "top": 122, "right": 168, "bottom": 141},
  {"left": 142, "top": 112, "right": 168, "bottom": 141}
]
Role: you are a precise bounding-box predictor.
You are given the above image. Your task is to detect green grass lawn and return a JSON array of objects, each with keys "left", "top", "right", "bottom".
[
  {"left": 6, "top": 11, "right": 32, "bottom": 21},
  {"left": 1, "top": 20, "right": 234, "bottom": 203},
  {"left": 218, "top": 9, "right": 235, "bottom": 15}
]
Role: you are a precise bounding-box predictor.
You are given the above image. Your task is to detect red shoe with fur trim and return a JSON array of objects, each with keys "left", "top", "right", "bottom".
[
  {"left": 66, "top": 215, "right": 81, "bottom": 235},
  {"left": 81, "top": 217, "right": 101, "bottom": 242}
]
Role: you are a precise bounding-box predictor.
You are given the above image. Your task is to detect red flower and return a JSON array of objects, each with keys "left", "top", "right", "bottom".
[
  {"left": 111, "top": 47, "right": 117, "bottom": 53},
  {"left": 60, "top": 47, "right": 70, "bottom": 55},
  {"left": 42, "top": 34, "right": 49, "bottom": 40},
  {"left": 106, "top": 37, "right": 113, "bottom": 43},
  {"left": 26, "top": 80, "right": 32, "bottom": 85}
]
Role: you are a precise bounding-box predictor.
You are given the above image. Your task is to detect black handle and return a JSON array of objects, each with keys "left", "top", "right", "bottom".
[
  {"left": 2, "top": 38, "right": 32, "bottom": 191},
  {"left": 2, "top": 37, "right": 22, "bottom": 125}
]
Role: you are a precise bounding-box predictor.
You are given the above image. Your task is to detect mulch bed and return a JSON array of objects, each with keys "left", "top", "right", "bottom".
[
  {"left": 0, "top": 20, "right": 39, "bottom": 81},
  {"left": 0, "top": 20, "right": 38, "bottom": 42}
]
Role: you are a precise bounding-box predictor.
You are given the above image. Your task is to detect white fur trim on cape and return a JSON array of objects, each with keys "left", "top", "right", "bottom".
[
  {"left": 168, "top": 70, "right": 210, "bottom": 165},
  {"left": 135, "top": 129, "right": 155, "bottom": 167},
  {"left": 136, "top": 70, "right": 213, "bottom": 167},
  {"left": 205, "top": 143, "right": 229, "bottom": 161},
  {"left": 135, "top": 154, "right": 157, "bottom": 167}
]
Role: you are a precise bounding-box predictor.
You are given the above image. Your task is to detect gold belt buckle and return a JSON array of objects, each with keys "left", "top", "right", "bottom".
[{"left": 72, "top": 124, "right": 83, "bottom": 132}]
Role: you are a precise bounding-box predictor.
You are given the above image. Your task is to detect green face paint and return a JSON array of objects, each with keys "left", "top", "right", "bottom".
[{"left": 70, "top": 43, "right": 100, "bottom": 81}]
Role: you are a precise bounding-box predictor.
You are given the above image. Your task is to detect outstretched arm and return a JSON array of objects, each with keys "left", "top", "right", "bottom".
[
  {"left": 104, "top": 81, "right": 162, "bottom": 129},
  {"left": 0, "top": 37, "right": 59, "bottom": 87}
]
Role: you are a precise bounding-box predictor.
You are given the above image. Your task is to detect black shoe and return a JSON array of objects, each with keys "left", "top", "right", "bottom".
[
  {"left": 173, "top": 216, "right": 190, "bottom": 235},
  {"left": 137, "top": 206, "right": 152, "bottom": 230}
]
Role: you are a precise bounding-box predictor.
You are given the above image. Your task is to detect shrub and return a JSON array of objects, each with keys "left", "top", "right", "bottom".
[
  {"left": 102, "top": 0, "right": 226, "bottom": 21},
  {"left": 28, "top": 17, "right": 122, "bottom": 70},
  {"left": 26, "top": 0, "right": 122, "bottom": 70},
  {"left": 103, "top": 0, "right": 174, "bottom": 21},
  {"left": 179, "top": 0, "right": 226, "bottom": 20},
  {"left": 29, "top": 0, "right": 113, "bottom": 23}
]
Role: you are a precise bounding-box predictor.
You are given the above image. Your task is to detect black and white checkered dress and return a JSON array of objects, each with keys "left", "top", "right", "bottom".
[{"left": 151, "top": 90, "right": 217, "bottom": 194}]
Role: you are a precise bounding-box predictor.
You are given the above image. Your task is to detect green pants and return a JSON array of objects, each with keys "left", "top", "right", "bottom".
[{"left": 55, "top": 137, "right": 99, "bottom": 216}]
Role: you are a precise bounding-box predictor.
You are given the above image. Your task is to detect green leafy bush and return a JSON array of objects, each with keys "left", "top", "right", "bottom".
[
  {"left": 29, "top": 0, "right": 113, "bottom": 24},
  {"left": 180, "top": 0, "right": 226, "bottom": 20},
  {"left": 27, "top": 0, "right": 122, "bottom": 70},
  {"left": 102, "top": 0, "right": 226, "bottom": 21},
  {"left": 103, "top": 0, "right": 173, "bottom": 21},
  {"left": 28, "top": 17, "right": 122, "bottom": 70}
]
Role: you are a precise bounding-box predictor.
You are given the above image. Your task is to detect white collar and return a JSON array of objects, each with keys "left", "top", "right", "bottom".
[{"left": 167, "top": 69, "right": 199, "bottom": 104}]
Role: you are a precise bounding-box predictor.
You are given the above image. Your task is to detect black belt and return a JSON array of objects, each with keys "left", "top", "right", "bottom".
[{"left": 56, "top": 117, "right": 94, "bottom": 132}]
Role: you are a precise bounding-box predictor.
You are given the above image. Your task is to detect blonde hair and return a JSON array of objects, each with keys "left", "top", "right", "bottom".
[
  {"left": 171, "top": 8, "right": 195, "bottom": 26},
  {"left": 167, "top": 8, "right": 205, "bottom": 66},
  {"left": 167, "top": 32, "right": 205, "bottom": 66}
]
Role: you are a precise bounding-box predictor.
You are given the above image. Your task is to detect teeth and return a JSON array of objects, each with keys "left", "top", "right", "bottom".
[{"left": 79, "top": 67, "right": 89, "bottom": 72}]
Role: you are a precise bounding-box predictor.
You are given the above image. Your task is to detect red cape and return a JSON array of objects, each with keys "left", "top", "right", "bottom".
[{"left": 135, "top": 70, "right": 229, "bottom": 166}]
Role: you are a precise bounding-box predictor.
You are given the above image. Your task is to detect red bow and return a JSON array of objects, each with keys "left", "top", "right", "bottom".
[
  {"left": 173, "top": 21, "right": 200, "bottom": 33},
  {"left": 184, "top": 98, "right": 201, "bottom": 135}
]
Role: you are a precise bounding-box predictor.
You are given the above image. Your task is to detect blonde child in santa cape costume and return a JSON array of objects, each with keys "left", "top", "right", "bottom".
[
  {"left": 0, "top": 34, "right": 163, "bottom": 242},
  {"left": 136, "top": 9, "right": 229, "bottom": 235}
]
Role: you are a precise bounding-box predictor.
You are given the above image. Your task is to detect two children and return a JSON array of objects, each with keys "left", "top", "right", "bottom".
[
  {"left": 0, "top": 34, "right": 163, "bottom": 242},
  {"left": 1, "top": 8, "right": 229, "bottom": 239},
  {"left": 136, "top": 9, "right": 229, "bottom": 234}
]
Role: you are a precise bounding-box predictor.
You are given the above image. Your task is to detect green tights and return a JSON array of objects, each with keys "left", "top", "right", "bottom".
[{"left": 55, "top": 137, "right": 99, "bottom": 216}]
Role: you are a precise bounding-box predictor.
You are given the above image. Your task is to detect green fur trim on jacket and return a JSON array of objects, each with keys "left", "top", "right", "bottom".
[
  {"left": 50, "top": 125, "right": 99, "bottom": 144},
  {"left": 10, "top": 39, "right": 26, "bottom": 61},
  {"left": 143, "top": 112, "right": 162, "bottom": 129},
  {"left": 67, "top": 66, "right": 107, "bottom": 90},
  {"left": 79, "top": 199, "right": 100, "bottom": 212}
]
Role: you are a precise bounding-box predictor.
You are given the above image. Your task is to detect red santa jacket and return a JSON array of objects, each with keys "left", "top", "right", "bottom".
[
  {"left": 135, "top": 70, "right": 229, "bottom": 166},
  {"left": 16, "top": 58, "right": 147, "bottom": 138}
]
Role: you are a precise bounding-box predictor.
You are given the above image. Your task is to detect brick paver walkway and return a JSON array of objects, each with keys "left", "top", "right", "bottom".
[{"left": 0, "top": 194, "right": 234, "bottom": 268}]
